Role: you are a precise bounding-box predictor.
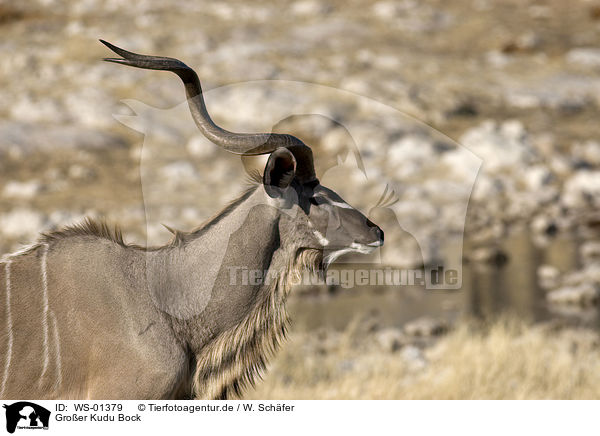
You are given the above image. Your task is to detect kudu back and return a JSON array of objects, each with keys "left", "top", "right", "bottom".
[{"left": 0, "top": 41, "right": 383, "bottom": 400}]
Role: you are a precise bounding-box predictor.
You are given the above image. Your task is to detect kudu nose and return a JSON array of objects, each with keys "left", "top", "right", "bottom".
[
  {"left": 371, "top": 226, "right": 384, "bottom": 245},
  {"left": 366, "top": 219, "right": 384, "bottom": 246}
]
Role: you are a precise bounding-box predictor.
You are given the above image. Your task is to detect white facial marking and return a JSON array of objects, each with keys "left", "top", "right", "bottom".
[
  {"left": 350, "top": 242, "right": 377, "bottom": 254},
  {"left": 323, "top": 248, "right": 353, "bottom": 268},
  {"left": 1, "top": 260, "right": 13, "bottom": 396},
  {"left": 312, "top": 229, "right": 330, "bottom": 247},
  {"left": 330, "top": 201, "right": 353, "bottom": 209},
  {"left": 324, "top": 242, "right": 379, "bottom": 269},
  {"left": 39, "top": 244, "right": 50, "bottom": 387}
]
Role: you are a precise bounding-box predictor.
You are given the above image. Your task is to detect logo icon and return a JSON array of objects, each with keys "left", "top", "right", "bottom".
[{"left": 3, "top": 402, "right": 50, "bottom": 434}]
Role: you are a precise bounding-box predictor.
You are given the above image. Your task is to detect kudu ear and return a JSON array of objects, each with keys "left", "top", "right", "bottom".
[{"left": 263, "top": 148, "right": 297, "bottom": 197}]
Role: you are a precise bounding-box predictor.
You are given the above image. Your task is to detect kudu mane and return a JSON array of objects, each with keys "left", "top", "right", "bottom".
[
  {"left": 27, "top": 174, "right": 263, "bottom": 254},
  {"left": 192, "top": 247, "right": 322, "bottom": 399}
]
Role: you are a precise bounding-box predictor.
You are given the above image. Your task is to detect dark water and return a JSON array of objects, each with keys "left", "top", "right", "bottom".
[{"left": 288, "top": 232, "right": 600, "bottom": 331}]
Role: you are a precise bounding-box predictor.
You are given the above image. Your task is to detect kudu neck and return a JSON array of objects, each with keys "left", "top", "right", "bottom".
[{"left": 145, "top": 186, "right": 285, "bottom": 338}]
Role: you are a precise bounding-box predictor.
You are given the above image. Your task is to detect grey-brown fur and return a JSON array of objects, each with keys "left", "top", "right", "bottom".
[{"left": 0, "top": 186, "right": 323, "bottom": 399}]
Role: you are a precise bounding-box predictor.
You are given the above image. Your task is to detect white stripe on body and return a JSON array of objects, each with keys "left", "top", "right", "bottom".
[
  {"left": 39, "top": 244, "right": 51, "bottom": 387},
  {"left": 1, "top": 260, "right": 13, "bottom": 396}
]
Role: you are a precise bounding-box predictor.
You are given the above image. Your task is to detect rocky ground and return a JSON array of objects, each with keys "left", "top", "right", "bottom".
[{"left": 1, "top": 0, "right": 600, "bottom": 397}]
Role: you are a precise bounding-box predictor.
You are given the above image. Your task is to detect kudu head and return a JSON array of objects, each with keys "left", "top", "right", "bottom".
[{"left": 101, "top": 40, "right": 383, "bottom": 269}]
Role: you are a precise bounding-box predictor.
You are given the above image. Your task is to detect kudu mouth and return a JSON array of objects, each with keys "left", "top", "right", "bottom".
[
  {"left": 314, "top": 225, "right": 384, "bottom": 270},
  {"left": 349, "top": 227, "right": 384, "bottom": 253}
]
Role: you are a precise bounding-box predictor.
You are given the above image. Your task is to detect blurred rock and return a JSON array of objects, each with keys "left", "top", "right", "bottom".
[
  {"left": 562, "top": 263, "right": 600, "bottom": 288},
  {"left": 0, "top": 209, "right": 45, "bottom": 241},
  {"left": 548, "top": 155, "right": 572, "bottom": 177},
  {"left": 9, "top": 96, "right": 64, "bottom": 124},
  {"left": 546, "top": 304, "right": 600, "bottom": 322},
  {"left": 0, "top": 122, "right": 127, "bottom": 157},
  {"left": 522, "top": 165, "right": 553, "bottom": 191},
  {"left": 566, "top": 48, "right": 600, "bottom": 69},
  {"left": 2, "top": 180, "right": 42, "bottom": 199},
  {"left": 460, "top": 120, "right": 535, "bottom": 173},
  {"left": 485, "top": 50, "right": 511, "bottom": 68},
  {"left": 186, "top": 135, "right": 216, "bottom": 158},
  {"left": 572, "top": 140, "right": 600, "bottom": 167},
  {"left": 404, "top": 317, "right": 448, "bottom": 337},
  {"left": 468, "top": 246, "right": 509, "bottom": 266},
  {"left": 501, "top": 31, "right": 540, "bottom": 53},
  {"left": 562, "top": 171, "right": 600, "bottom": 209},
  {"left": 547, "top": 284, "right": 600, "bottom": 306},
  {"left": 375, "top": 328, "right": 407, "bottom": 352},
  {"left": 504, "top": 74, "right": 596, "bottom": 113},
  {"left": 159, "top": 161, "right": 199, "bottom": 182},
  {"left": 388, "top": 134, "right": 435, "bottom": 177},
  {"left": 291, "top": 0, "right": 331, "bottom": 17},
  {"left": 400, "top": 345, "right": 427, "bottom": 370},
  {"left": 580, "top": 241, "right": 600, "bottom": 265},
  {"left": 68, "top": 164, "right": 95, "bottom": 181},
  {"left": 530, "top": 214, "right": 559, "bottom": 238},
  {"left": 537, "top": 264, "right": 560, "bottom": 290},
  {"left": 468, "top": 222, "right": 504, "bottom": 245},
  {"left": 528, "top": 5, "right": 551, "bottom": 19},
  {"left": 321, "top": 127, "right": 351, "bottom": 154}
]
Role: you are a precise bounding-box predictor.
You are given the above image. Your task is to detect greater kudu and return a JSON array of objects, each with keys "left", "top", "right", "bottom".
[{"left": 0, "top": 41, "right": 383, "bottom": 399}]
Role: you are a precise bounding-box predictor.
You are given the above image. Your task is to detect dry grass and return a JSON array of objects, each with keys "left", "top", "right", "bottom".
[{"left": 248, "top": 319, "right": 600, "bottom": 399}]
